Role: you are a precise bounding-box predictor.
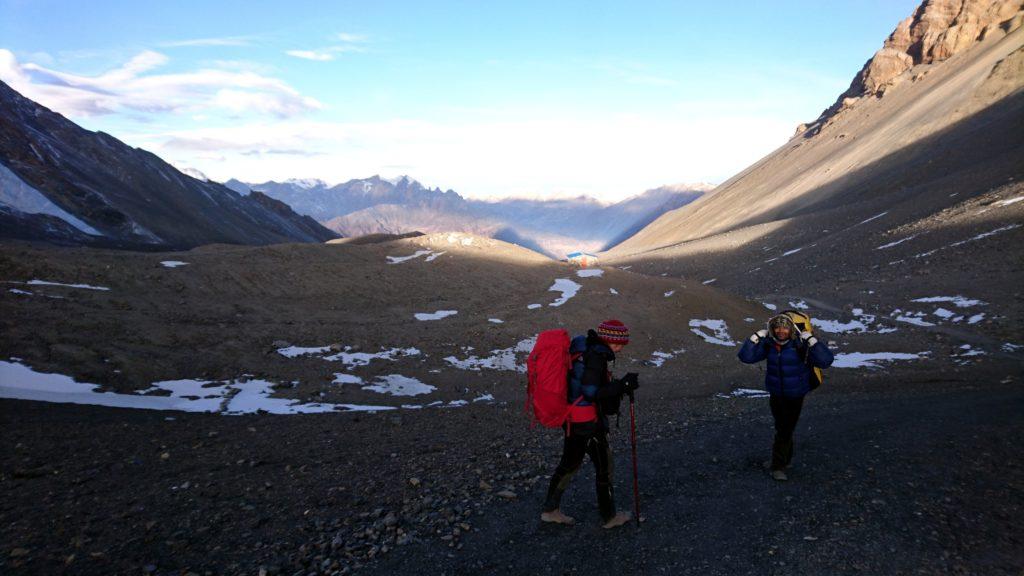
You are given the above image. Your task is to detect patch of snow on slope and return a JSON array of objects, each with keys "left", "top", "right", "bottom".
[
  {"left": 26, "top": 279, "right": 110, "bottom": 291},
  {"left": 876, "top": 235, "right": 918, "bottom": 249},
  {"left": 717, "top": 388, "right": 769, "bottom": 399},
  {"left": 0, "top": 162, "right": 104, "bottom": 236},
  {"left": 549, "top": 279, "right": 581, "bottom": 307},
  {"left": 689, "top": 319, "right": 735, "bottom": 346},
  {"left": 415, "top": 310, "right": 458, "bottom": 321},
  {"left": 832, "top": 352, "right": 929, "bottom": 369},
  {"left": 0, "top": 360, "right": 393, "bottom": 414},
  {"left": 444, "top": 338, "right": 536, "bottom": 372},
  {"left": 576, "top": 269, "right": 604, "bottom": 278},
  {"left": 387, "top": 250, "right": 433, "bottom": 264},
  {"left": 910, "top": 296, "right": 984, "bottom": 308},
  {"left": 362, "top": 375, "right": 435, "bottom": 396}
]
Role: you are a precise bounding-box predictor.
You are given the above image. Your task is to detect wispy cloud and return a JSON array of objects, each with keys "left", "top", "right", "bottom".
[
  {"left": 0, "top": 49, "right": 323, "bottom": 118},
  {"left": 285, "top": 50, "right": 336, "bottom": 62},
  {"left": 161, "top": 36, "right": 253, "bottom": 48},
  {"left": 285, "top": 32, "right": 369, "bottom": 62}
]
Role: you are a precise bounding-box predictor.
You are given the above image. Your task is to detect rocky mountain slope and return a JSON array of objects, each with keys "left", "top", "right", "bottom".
[
  {"left": 226, "top": 177, "right": 708, "bottom": 258},
  {"left": 608, "top": 0, "right": 1024, "bottom": 344},
  {"left": 0, "top": 81, "right": 338, "bottom": 249}
]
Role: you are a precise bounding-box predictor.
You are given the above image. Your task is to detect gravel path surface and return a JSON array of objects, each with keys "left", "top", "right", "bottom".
[{"left": 366, "top": 382, "right": 1024, "bottom": 576}]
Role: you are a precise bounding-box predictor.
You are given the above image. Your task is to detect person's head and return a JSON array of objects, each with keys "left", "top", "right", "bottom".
[
  {"left": 768, "top": 314, "right": 796, "bottom": 343},
  {"left": 597, "top": 319, "right": 630, "bottom": 351}
]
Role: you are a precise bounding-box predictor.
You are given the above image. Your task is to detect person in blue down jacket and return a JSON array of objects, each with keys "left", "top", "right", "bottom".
[{"left": 738, "top": 313, "right": 834, "bottom": 481}]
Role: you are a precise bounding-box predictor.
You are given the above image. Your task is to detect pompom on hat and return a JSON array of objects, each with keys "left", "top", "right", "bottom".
[{"left": 597, "top": 319, "right": 630, "bottom": 345}]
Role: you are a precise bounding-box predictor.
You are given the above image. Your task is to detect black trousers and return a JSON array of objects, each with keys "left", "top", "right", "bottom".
[
  {"left": 769, "top": 394, "right": 805, "bottom": 471},
  {"left": 542, "top": 428, "right": 615, "bottom": 521}
]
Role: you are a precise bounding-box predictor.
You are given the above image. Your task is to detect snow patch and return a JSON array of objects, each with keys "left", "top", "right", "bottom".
[
  {"left": 362, "top": 375, "right": 435, "bottom": 397},
  {"left": 689, "top": 319, "right": 736, "bottom": 347},
  {"left": 702, "top": 278, "right": 717, "bottom": 285},
  {"left": 0, "top": 361, "right": 393, "bottom": 414},
  {"left": 716, "top": 388, "right": 769, "bottom": 399},
  {"left": 876, "top": 235, "right": 918, "bottom": 250},
  {"left": 664, "top": 290, "right": 675, "bottom": 297},
  {"left": 26, "top": 279, "right": 110, "bottom": 291},
  {"left": 488, "top": 318, "right": 504, "bottom": 324},
  {"left": 527, "top": 303, "right": 542, "bottom": 310},
  {"left": 331, "top": 373, "right": 364, "bottom": 385},
  {"left": 996, "top": 196, "right": 1023, "bottom": 207},
  {"left": 277, "top": 346, "right": 332, "bottom": 358},
  {"left": 857, "top": 212, "right": 889, "bottom": 226},
  {"left": 644, "top": 348, "right": 686, "bottom": 367},
  {"left": 387, "top": 250, "right": 433, "bottom": 264},
  {"left": 548, "top": 279, "right": 581, "bottom": 307},
  {"left": 576, "top": 269, "right": 604, "bottom": 278},
  {"left": 832, "top": 352, "right": 929, "bottom": 369},
  {"left": 910, "top": 296, "right": 984, "bottom": 308},
  {"left": 609, "top": 288, "right": 619, "bottom": 295},
  {"left": 813, "top": 318, "right": 870, "bottom": 333},
  {"left": 324, "top": 347, "right": 421, "bottom": 368},
  {"left": 0, "top": 162, "right": 104, "bottom": 236},
  {"left": 444, "top": 338, "right": 535, "bottom": 373},
  {"left": 788, "top": 300, "right": 809, "bottom": 310},
  {"left": 160, "top": 261, "right": 188, "bottom": 268},
  {"left": 414, "top": 310, "right": 458, "bottom": 321}
]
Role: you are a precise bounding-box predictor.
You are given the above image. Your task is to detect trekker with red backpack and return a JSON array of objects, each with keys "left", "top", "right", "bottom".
[{"left": 534, "top": 319, "right": 638, "bottom": 529}]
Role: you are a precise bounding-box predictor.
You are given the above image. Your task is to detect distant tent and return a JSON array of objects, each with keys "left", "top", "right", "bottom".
[{"left": 567, "top": 252, "right": 598, "bottom": 268}]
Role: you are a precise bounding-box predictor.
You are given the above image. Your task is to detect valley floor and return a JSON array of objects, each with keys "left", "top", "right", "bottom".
[{"left": 3, "top": 370, "right": 1021, "bottom": 576}]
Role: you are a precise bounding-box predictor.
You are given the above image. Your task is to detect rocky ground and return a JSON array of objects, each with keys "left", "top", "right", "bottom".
[
  {"left": 1, "top": 235, "right": 1022, "bottom": 575},
  {"left": 2, "top": 368, "right": 1021, "bottom": 575}
]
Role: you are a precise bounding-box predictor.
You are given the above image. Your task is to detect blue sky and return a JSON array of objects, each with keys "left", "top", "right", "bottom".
[{"left": 0, "top": 1, "right": 920, "bottom": 201}]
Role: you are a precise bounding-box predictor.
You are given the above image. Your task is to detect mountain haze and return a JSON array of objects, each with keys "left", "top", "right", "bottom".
[{"left": 226, "top": 177, "right": 709, "bottom": 257}]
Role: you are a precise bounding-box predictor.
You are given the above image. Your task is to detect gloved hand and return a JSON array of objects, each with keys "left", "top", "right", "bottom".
[
  {"left": 750, "top": 329, "right": 768, "bottom": 343},
  {"left": 799, "top": 331, "right": 818, "bottom": 346},
  {"left": 620, "top": 372, "right": 639, "bottom": 392}
]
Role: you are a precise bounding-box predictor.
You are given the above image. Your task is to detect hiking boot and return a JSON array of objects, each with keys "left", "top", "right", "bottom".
[
  {"left": 601, "top": 511, "right": 632, "bottom": 529},
  {"left": 771, "top": 469, "right": 788, "bottom": 482},
  {"left": 540, "top": 509, "right": 575, "bottom": 525}
]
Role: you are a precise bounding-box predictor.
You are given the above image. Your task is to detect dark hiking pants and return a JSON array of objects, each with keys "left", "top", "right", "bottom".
[
  {"left": 543, "top": 429, "right": 615, "bottom": 521},
  {"left": 770, "top": 394, "right": 805, "bottom": 471}
]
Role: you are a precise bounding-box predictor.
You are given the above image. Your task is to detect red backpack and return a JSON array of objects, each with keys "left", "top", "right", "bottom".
[{"left": 526, "top": 329, "right": 595, "bottom": 429}]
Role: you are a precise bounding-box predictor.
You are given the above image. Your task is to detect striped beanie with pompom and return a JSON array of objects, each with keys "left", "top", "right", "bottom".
[{"left": 597, "top": 319, "right": 630, "bottom": 345}]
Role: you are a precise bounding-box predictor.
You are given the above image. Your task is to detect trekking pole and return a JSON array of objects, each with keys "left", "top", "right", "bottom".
[{"left": 628, "top": 390, "right": 640, "bottom": 527}]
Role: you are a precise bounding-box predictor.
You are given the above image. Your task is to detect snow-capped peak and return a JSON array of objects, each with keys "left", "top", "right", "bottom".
[
  {"left": 385, "top": 175, "right": 420, "bottom": 187},
  {"left": 284, "top": 178, "right": 327, "bottom": 189}
]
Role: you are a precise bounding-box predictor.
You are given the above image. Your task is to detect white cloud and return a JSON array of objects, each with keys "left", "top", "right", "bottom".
[
  {"left": 0, "top": 49, "right": 322, "bottom": 118},
  {"left": 127, "top": 110, "right": 787, "bottom": 201},
  {"left": 286, "top": 50, "right": 335, "bottom": 61}
]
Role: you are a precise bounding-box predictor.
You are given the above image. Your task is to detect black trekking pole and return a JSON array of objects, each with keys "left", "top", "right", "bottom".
[{"left": 628, "top": 389, "right": 640, "bottom": 527}]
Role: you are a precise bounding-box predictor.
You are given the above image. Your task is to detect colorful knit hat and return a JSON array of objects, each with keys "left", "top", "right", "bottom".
[{"left": 597, "top": 319, "right": 630, "bottom": 345}]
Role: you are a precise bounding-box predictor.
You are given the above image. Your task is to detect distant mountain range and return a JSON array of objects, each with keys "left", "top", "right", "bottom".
[
  {"left": 225, "top": 176, "right": 710, "bottom": 257},
  {"left": 0, "top": 80, "right": 338, "bottom": 249}
]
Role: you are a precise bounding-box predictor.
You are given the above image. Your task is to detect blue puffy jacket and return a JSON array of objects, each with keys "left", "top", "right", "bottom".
[{"left": 737, "top": 336, "right": 834, "bottom": 398}]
